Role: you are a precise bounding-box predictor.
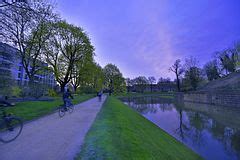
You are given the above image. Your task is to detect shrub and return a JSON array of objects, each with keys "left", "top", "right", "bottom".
[
  {"left": 48, "top": 89, "right": 58, "bottom": 97},
  {"left": 12, "top": 86, "right": 21, "bottom": 97}
]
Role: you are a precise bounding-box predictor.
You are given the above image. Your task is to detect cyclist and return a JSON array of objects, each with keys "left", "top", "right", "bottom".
[
  {"left": 97, "top": 90, "right": 103, "bottom": 101},
  {"left": 62, "top": 89, "right": 73, "bottom": 110}
]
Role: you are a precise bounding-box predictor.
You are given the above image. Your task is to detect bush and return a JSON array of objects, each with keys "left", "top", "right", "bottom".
[
  {"left": 48, "top": 89, "right": 58, "bottom": 97},
  {"left": 20, "top": 86, "right": 30, "bottom": 98},
  {"left": 77, "top": 86, "right": 96, "bottom": 94},
  {"left": 12, "top": 86, "right": 21, "bottom": 97}
]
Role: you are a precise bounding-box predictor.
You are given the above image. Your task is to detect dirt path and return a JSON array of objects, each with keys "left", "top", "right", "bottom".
[{"left": 0, "top": 95, "right": 107, "bottom": 160}]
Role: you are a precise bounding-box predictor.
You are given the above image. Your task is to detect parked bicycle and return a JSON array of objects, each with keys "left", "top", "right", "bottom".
[
  {"left": 58, "top": 101, "right": 74, "bottom": 117},
  {"left": 0, "top": 104, "right": 23, "bottom": 143}
]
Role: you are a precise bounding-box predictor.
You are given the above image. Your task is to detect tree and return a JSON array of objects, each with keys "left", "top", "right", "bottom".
[
  {"left": 184, "top": 67, "right": 202, "bottom": 90},
  {"left": 148, "top": 76, "right": 156, "bottom": 92},
  {"left": 234, "top": 42, "right": 240, "bottom": 67},
  {"left": 1, "top": 1, "right": 56, "bottom": 85},
  {"left": 76, "top": 62, "right": 104, "bottom": 93},
  {"left": 158, "top": 77, "right": 171, "bottom": 83},
  {"left": 133, "top": 76, "right": 149, "bottom": 93},
  {"left": 217, "top": 49, "right": 238, "bottom": 74},
  {"left": 44, "top": 21, "right": 93, "bottom": 92},
  {"left": 91, "top": 63, "right": 105, "bottom": 92},
  {"left": 184, "top": 57, "right": 202, "bottom": 91},
  {"left": 70, "top": 44, "right": 95, "bottom": 92},
  {"left": 203, "top": 60, "right": 220, "bottom": 81},
  {"left": 169, "top": 59, "right": 184, "bottom": 91},
  {"left": 103, "top": 64, "right": 126, "bottom": 95},
  {"left": 125, "top": 78, "right": 132, "bottom": 93}
]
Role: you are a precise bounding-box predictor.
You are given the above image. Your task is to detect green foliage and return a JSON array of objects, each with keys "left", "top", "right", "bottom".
[
  {"left": 12, "top": 86, "right": 21, "bottom": 97},
  {"left": 132, "top": 76, "right": 149, "bottom": 93},
  {"left": 183, "top": 57, "right": 203, "bottom": 91},
  {"left": 45, "top": 20, "right": 94, "bottom": 92},
  {"left": 218, "top": 50, "right": 237, "bottom": 73},
  {"left": 184, "top": 67, "right": 202, "bottom": 90},
  {"left": 48, "top": 89, "right": 58, "bottom": 97},
  {"left": 77, "top": 97, "right": 202, "bottom": 160},
  {"left": 204, "top": 60, "right": 220, "bottom": 81},
  {"left": 103, "top": 64, "right": 126, "bottom": 94},
  {"left": 215, "top": 42, "right": 240, "bottom": 75},
  {"left": 78, "top": 86, "right": 97, "bottom": 94},
  {"left": 75, "top": 62, "right": 104, "bottom": 93}
]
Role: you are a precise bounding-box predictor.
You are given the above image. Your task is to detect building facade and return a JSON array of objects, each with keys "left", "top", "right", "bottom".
[{"left": 0, "top": 42, "right": 56, "bottom": 88}]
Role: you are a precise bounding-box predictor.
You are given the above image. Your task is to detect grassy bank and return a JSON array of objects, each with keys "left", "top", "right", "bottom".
[
  {"left": 116, "top": 91, "right": 174, "bottom": 99},
  {"left": 77, "top": 97, "right": 202, "bottom": 160},
  {"left": 5, "top": 94, "right": 94, "bottom": 122}
]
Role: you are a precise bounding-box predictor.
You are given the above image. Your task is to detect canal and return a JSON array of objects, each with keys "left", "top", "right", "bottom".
[{"left": 121, "top": 96, "right": 240, "bottom": 160}]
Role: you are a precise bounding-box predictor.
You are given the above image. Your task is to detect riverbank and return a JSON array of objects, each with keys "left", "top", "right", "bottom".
[
  {"left": 116, "top": 91, "right": 174, "bottom": 99},
  {"left": 5, "top": 94, "right": 94, "bottom": 122},
  {"left": 77, "top": 96, "right": 202, "bottom": 160},
  {"left": 175, "top": 90, "right": 240, "bottom": 107}
]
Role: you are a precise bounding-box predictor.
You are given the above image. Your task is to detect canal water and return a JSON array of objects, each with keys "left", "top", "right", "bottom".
[{"left": 121, "top": 96, "right": 240, "bottom": 160}]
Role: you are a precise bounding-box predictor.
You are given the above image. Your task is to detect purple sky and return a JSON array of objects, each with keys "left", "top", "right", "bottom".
[{"left": 56, "top": 0, "right": 240, "bottom": 79}]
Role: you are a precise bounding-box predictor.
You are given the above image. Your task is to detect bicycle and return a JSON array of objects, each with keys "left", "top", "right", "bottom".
[
  {"left": 0, "top": 104, "right": 23, "bottom": 143},
  {"left": 58, "top": 101, "right": 74, "bottom": 117}
]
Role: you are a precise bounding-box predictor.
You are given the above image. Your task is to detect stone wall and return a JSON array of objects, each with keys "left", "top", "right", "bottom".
[{"left": 175, "top": 91, "right": 240, "bottom": 108}]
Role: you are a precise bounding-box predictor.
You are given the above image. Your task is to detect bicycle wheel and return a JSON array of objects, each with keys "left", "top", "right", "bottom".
[
  {"left": 58, "top": 106, "right": 65, "bottom": 117},
  {"left": 0, "top": 117, "right": 23, "bottom": 143},
  {"left": 68, "top": 105, "right": 74, "bottom": 113}
]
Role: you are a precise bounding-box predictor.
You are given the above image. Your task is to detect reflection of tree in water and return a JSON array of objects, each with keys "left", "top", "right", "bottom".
[
  {"left": 211, "top": 121, "right": 225, "bottom": 139},
  {"left": 174, "top": 105, "right": 189, "bottom": 141},
  {"left": 123, "top": 96, "right": 173, "bottom": 114},
  {"left": 121, "top": 96, "right": 172, "bottom": 105},
  {"left": 134, "top": 104, "right": 158, "bottom": 114},
  {"left": 186, "top": 112, "right": 209, "bottom": 146},
  {"left": 200, "top": 111, "right": 240, "bottom": 157},
  {"left": 184, "top": 103, "right": 240, "bottom": 157},
  {"left": 159, "top": 103, "right": 173, "bottom": 112},
  {"left": 124, "top": 96, "right": 240, "bottom": 159},
  {"left": 130, "top": 103, "right": 174, "bottom": 114},
  {"left": 231, "top": 131, "right": 240, "bottom": 158}
]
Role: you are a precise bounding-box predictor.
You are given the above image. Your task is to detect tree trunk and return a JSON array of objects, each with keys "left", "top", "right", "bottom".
[
  {"left": 60, "top": 83, "right": 66, "bottom": 93},
  {"left": 73, "top": 85, "right": 77, "bottom": 92},
  {"left": 176, "top": 75, "right": 180, "bottom": 92}
]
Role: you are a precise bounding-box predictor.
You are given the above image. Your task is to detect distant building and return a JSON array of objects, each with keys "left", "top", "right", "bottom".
[{"left": 0, "top": 42, "right": 56, "bottom": 88}]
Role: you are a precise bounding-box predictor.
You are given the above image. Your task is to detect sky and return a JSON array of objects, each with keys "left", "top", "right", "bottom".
[{"left": 56, "top": 0, "right": 240, "bottom": 79}]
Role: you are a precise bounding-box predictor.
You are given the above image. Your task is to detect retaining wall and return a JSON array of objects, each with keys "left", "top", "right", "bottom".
[{"left": 175, "top": 91, "right": 240, "bottom": 108}]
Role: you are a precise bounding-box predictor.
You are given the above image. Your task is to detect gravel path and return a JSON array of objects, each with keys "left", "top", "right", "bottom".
[{"left": 0, "top": 95, "right": 107, "bottom": 160}]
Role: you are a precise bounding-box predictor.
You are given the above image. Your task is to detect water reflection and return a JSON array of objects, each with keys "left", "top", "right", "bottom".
[{"left": 121, "top": 96, "right": 240, "bottom": 160}]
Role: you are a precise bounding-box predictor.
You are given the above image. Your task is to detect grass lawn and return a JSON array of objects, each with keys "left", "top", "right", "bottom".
[
  {"left": 77, "top": 97, "right": 202, "bottom": 160},
  {"left": 5, "top": 94, "right": 94, "bottom": 122}
]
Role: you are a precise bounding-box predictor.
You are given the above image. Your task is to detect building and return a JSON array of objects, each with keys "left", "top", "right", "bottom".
[{"left": 0, "top": 42, "right": 56, "bottom": 88}]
